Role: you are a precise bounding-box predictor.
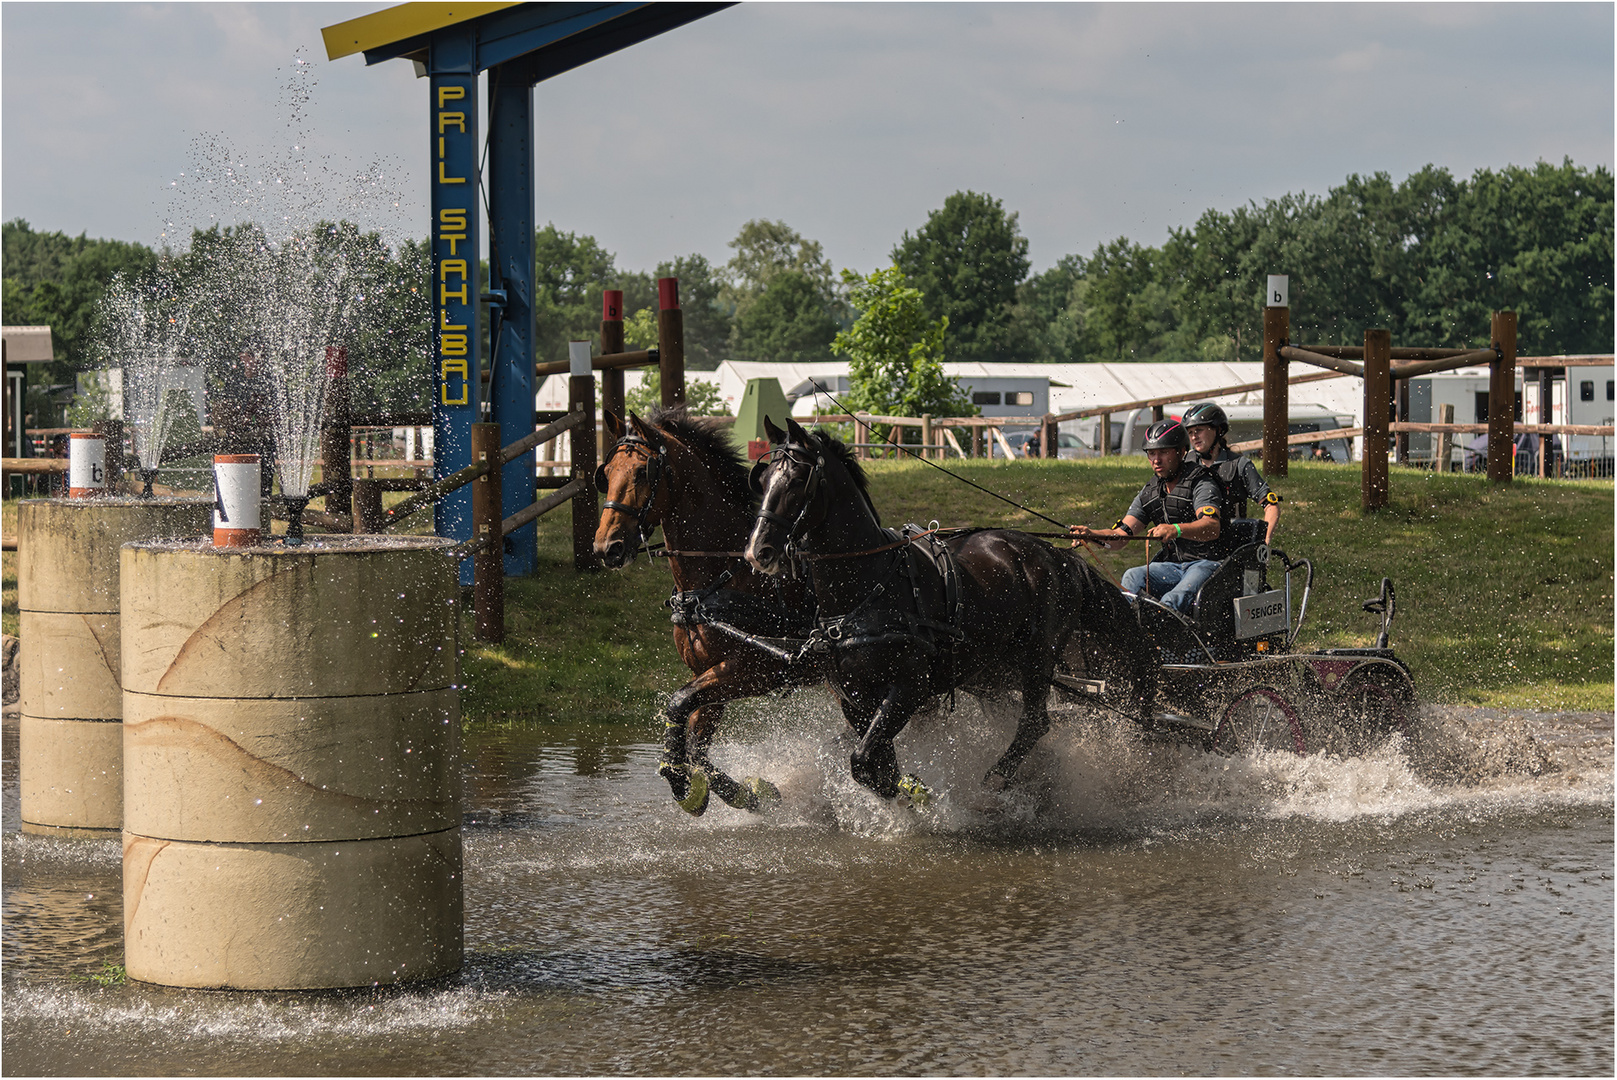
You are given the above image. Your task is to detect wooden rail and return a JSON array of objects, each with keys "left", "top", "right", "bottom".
[
  {"left": 380, "top": 410, "right": 585, "bottom": 528},
  {"left": 534, "top": 348, "right": 660, "bottom": 378}
]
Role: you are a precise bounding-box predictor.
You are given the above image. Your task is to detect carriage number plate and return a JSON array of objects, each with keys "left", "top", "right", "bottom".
[{"left": 1233, "top": 590, "right": 1288, "bottom": 639}]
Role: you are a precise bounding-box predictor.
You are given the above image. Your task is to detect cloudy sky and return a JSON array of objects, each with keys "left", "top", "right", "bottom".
[{"left": 3, "top": 2, "right": 1611, "bottom": 276}]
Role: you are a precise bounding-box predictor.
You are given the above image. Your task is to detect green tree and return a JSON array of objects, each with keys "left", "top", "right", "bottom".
[
  {"left": 623, "top": 367, "right": 731, "bottom": 417},
  {"left": 531, "top": 223, "right": 654, "bottom": 369},
  {"left": 1416, "top": 159, "right": 1613, "bottom": 354},
  {"left": 892, "top": 190, "right": 1031, "bottom": 361},
  {"left": 3, "top": 219, "right": 158, "bottom": 391},
  {"left": 722, "top": 219, "right": 842, "bottom": 359},
  {"left": 1012, "top": 254, "right": 1089, "bottom": 362},
  {"left": 723, "top": 218, "right": 836, "bottom": 303},
  {"left": 835, "top": 265, "right": 973, "bottom": 428},
  {"left": 729, "top": 269, "right": 840, "bottom": 362}
]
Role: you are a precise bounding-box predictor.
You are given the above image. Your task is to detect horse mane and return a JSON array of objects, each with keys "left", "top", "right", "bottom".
[
  {"left": 646, "top": 406, "right": 753, "bottom": 507},
  {"left": 810, "top": 427, "right": 881, "bottom": 525}
]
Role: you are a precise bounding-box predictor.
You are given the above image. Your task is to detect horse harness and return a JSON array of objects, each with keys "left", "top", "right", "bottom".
[
  {"left": 808, "top": 524, "right": 969, "bottom": 660},
  {"left": 750, "top": 437, "right": 969, "bottom": 659},
  {"left": 596, "top": 430, "right": 667, "bottom": 556}
]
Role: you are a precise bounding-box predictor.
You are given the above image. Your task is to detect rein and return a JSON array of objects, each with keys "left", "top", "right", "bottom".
[{"left": 800, "top": 379, "right": 1073, "bottom": 533}]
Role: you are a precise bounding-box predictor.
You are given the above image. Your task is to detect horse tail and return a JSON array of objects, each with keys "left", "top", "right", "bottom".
[{"left": 1059, "top": 549, "right": 1160, "bottom": 722}]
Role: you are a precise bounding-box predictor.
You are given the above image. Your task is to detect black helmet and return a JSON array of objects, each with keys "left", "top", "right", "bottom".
[
  {"left": 1182, "top": 402, "right": 1228, "bottom": 435},
  {"left": 1142, "top": 419, "right": 1189, "bottom": 451}
]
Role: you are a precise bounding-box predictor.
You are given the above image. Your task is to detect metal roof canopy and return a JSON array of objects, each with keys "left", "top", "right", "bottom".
[{"left": 322, "top": 3, "right": 732, "bottom": 580}]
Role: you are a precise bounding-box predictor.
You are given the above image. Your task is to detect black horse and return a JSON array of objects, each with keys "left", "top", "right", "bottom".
[{"left": 744, "top": 416, "right": 1156, "bottom": 801}]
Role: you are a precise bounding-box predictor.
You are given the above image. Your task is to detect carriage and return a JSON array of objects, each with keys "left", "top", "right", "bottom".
[
  {"left": 599, "top": 409, "right": 1418, "bottom": 813},
  {"left": 1054, "top": 516, "right": 1418, "bottom": 757}
]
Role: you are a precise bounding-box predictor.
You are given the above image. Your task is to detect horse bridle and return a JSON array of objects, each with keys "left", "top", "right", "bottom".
[
  {"left": 596, "top": 431, "right": 667, "bottom": 550},
  {"left": 749, "top": 438, "right": 824, "bottom": 547}
]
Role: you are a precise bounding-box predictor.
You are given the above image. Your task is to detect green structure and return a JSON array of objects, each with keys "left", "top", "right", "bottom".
[{"left": 731, "top": 378, "right": 791, "bottom": 459}]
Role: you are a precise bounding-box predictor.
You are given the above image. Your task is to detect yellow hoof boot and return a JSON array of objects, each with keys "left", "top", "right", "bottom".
[
  {"left": 743, "top": 776, "right": 781, "bottom": 812},
  {"left": 896, "top": 774, "right": 932, "bottom": 809},
  {"left": 676, "top": 768, "right": 710, "bottom": 816}
]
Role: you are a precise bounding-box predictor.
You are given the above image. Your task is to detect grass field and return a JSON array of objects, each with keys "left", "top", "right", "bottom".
[{"left": 4, "top": 458, "right": 1612, "bottom": 719}]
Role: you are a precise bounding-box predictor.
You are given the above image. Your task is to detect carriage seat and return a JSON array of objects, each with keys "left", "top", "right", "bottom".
[
  {"left": 1189, "top": 518, "right": 1286, "bottom": 657},
  {"left": 1124, "top": 519, "right": 1284, "bottom": 664}
]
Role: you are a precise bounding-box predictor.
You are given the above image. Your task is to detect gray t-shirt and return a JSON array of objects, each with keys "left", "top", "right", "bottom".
[{"left": 1124, "top": 465, "right": 1225, "bottom": 563}]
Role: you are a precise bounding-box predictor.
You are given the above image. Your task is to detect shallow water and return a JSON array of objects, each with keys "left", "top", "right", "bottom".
[{"left": 3, "top": 694, "right": 1611, "bottom": 1076}]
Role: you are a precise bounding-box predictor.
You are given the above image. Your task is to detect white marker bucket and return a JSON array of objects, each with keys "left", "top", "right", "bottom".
[
  {"left": 68, "top": 433, "right": 107, "bottom": 497},
  {"left": 212, "top": 454, "right": 261, "bottom": 546}
]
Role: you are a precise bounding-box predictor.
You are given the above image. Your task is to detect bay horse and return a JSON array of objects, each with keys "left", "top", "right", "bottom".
[
  {"left": 744, "top": 416, "right": 1156, "bottom": 802},
  {"left": 593, "top": 408, "right": 819, "bottom": 816}
]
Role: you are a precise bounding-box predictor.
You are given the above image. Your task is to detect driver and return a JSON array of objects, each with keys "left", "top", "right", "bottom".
[
  {"left": 1069, "top": 418, "right": 1224, "bottom": 614},
  {"left": 1182, "top": 402, "right": 1281, "bottom": 545}
]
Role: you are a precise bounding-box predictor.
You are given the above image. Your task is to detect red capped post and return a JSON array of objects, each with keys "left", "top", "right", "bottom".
[{"left": 656, "top": 277, "right": 685, "bottom": 409}]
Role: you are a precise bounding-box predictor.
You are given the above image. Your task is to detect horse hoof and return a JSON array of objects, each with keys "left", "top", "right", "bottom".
[
  {"left": 896, "top": 774, "right": 932, "bottom": 809},
  {"left": 675, "top": 768, "right": 711, "bottom": 816},
  {"left": 742, "top": 776, "right": 781, "bottom": 812},
  {"left": 658, "top": 759, "right": 690, "bottom": 802},
  {"left": 981, "top": 771, "right": 1011, "bottom": 794}
]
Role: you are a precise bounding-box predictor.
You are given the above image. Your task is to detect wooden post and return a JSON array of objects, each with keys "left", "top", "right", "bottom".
[
  {"left": 1394, "top": 375, "right": 1410, "bottom": 464},
  {"left": 1435, "top": 403, "right": 1454, "bottom": 474},
  {"left": 1100, "top": 413, "right": 1112, "bottom": 457},
  {"left": 569, "top": 371, "right": 599, "bottom": 570},
  {"left": 1041, "top": 413, "right": 1057, "bottom": 458},
  {"left": 1262, "top": 279, "right": 1291, "bottom": 477},
  {"left": 656, "top": 277, "right": 685, "bottom": 409},
  {"left": 855, "top": 413, "right": 871, "bottom": 460},
  {"left": 1362, "top": 328, "right": 1391, "bottom": 511},
  {"left": 971, "top": 424, "right": 983, "bottom": 459},
  {"left": 1535, "top": 367, "right": 1551, "bottom": 478},
  {"left": 600, "top": 290, "right": 625, "bottom": 456},
  {"left": 320, "top": 347, "right": 352, "bottom": 523},
  {"left": 351, "top": 478, "right": 386, "bottom": 533},
  {"left": 1487, "top": 311, "right": 1517, "bottom": 483},
  {"left": 920, "top": 414, "right": 933, "bottom": 460},
  {"left": 470, "top": 422, "right": 504, "bottom": 642}
]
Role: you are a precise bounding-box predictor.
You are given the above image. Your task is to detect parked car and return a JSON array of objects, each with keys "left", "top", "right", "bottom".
[{"left": 990, "top": 428, "right": 1087, "bottom": 459}]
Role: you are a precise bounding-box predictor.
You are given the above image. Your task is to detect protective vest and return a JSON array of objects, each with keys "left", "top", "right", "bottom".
[
  {"left": 1206, "top": 454, "right": 1251, "bottom": 519},
  {"left": 1137, "top": 462, "right": 1221, "bottom": 563}
]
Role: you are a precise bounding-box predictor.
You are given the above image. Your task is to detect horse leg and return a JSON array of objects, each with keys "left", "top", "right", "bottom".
[
  {"left": 850, "top": 682, "right": 924, "bottom": 799},
  {"left": 663, "top": 660, "right": 782, "bottom": 815},
  {"left": 687, "top": 702, "right": 781, "bottom": 813},
  {"left": 984, "top": 665, "right": 1055, "bottom": 791}
]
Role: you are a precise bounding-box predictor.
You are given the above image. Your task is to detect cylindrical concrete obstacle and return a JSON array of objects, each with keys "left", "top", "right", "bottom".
[
  {"left": 120, "top": 536, "right": 462, "bottom": 989},
  {"left": 16, "top": 497, "right": 212, "bottom": 836}
]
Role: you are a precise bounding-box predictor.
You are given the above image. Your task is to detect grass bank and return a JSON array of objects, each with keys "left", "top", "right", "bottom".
[{"left": 4, "top": 460, "right": 1611, "bottom": 718}]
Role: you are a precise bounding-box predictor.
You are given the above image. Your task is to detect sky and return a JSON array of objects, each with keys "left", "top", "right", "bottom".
[{"left": 2, "top": 2, "right": 1612, "bottom": 277}]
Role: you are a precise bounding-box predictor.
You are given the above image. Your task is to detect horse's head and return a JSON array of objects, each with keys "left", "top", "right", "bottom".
[
  {"left": 745, "top": 416, "right": 828, "bottom": 576},
  {"left": 593, "top": 410, "right": 669, "bottom": 568}
]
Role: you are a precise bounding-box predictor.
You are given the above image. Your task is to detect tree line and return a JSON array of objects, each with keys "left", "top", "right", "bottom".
[{"left": 4, "top": 157, "right": 1609, "bottom": 421}]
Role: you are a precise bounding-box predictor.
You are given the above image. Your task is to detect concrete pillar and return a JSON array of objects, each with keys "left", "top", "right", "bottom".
[
  {"left": 120, "top": 536, "right": 462, "bottom": 989},
  {"left": 16, "top": 498, "right": 211, "bottom": 836}
]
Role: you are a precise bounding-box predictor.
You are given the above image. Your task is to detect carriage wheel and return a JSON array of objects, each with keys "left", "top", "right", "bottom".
[
  {"left": 1211, "top": 687, "right": 1306, "bottom": 756},
  {"left": 1332, "top": 667, "right": 1414, "bottom": 754}
]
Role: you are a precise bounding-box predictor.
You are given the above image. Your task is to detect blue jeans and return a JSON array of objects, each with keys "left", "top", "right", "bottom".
[{"left": 1121, "top": 559, "right": 1220, "bottom": 615}]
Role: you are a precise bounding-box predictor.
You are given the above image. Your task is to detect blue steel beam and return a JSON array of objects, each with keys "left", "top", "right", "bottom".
[
  {"left": 334, "top": 2, "right": 734, "bottom": 578},
  {"left": 486, "top": 63, "right": 537, "bottom": 576},
  {"left": 428, "top": 26, "right": 482, "bottom": 585}
]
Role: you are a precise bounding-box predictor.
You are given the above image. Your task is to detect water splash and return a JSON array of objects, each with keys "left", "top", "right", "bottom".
[{"left": 96, "top": 271, "right": 207, "bottom": 485}]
